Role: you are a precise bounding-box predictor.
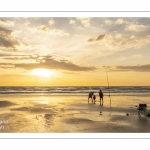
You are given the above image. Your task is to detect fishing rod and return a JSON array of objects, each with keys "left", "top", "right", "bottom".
[{"left": 106, "top": 67, "right": 111, "bottom": 107}]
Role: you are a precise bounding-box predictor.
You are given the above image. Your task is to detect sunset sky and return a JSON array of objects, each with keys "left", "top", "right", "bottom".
[{"left": 0, "top": 17, "right": 150, "bottom": 86}]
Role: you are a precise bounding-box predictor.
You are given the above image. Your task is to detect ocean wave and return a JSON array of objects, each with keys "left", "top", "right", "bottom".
[{"left": 0, "top": 86, "right": 150, "bottom": 95}]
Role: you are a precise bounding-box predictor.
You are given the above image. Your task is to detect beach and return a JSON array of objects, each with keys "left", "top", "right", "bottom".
[{"left": 0, "top": 93, "right": 150, "bottom": 133}]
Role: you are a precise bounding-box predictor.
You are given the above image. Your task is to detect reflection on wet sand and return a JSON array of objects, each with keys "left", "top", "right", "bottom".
[{"left": 0, "top": 95, "right": 150, "bottom": 132}]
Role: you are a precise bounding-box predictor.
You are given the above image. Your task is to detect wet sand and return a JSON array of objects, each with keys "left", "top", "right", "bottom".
[{"left": 0, "top": 94, "right": 150, "bottom": 133}]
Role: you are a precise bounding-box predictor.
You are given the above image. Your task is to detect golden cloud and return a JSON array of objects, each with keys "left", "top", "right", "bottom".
[
  {"left": 37, "top": 25, "right": 49, "bottom": 32},
  {"left": 0, "top": 19, "right": 14, "bottom": 26}
]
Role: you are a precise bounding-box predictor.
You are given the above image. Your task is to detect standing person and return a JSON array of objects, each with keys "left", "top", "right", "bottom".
[
  {"left": 93, "top": 94, "right": 96, "bottom": 104},
  {"left": 88, "top": 92, "right": 94, "bottom": 103},
  {"left": 99, "top": 89, "right": 103, "bottom": 105}
]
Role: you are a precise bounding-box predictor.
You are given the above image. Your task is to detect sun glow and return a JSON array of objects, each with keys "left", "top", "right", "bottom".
[{"left": 30, "top": 68, "right": 54, "bottom": 77}]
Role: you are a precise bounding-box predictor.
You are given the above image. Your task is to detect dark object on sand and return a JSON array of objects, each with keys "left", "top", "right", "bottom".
[
  {"left": 137, "top": 104, "right": 147, "bottom": 116},
  {"left": 126, "top": 113, "right": 129, "bottom": 116},
  {"left": 147, "top": 112, "right": 150, "bottom": 117},
  {"left": 99, "top": 112, "right": 102, "bottom": 115}
]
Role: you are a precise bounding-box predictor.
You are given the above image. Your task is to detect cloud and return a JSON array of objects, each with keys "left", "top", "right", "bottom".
[
  {"left": 105, "top": 19, "right": 112, "bottom": 25},
  {"left": 87, "top": 38, "right": 95, "bottom": 42},
  {"left": 36, "top": 25, "right": 70, "bottom": 36},
  {"left": 50, "top": 29, "right": 70, "bottom": 36},
  {"left": 1, "top": 55, "right": 38, "bottom": 61},
  {"left": 48, "top": 18, "right": 55, "bottom": 25},
  {"left": 115, "top": 19, "right": 149, "bottom": 32},
  {"left": 0, "top": 19, "right": 14, "bottom": 26},
  {"left": 0, "top": 26, "right": 13, "bottom": 34},
  {"left": 115, "top": 33, "right": 122, "bottom": 39},
  {"left": 0, "top": 27, "right": 20, "bottom": 50},
  {"left": 37, "top": 25, "right": 49, "bottom": 32},
  {"left": 87, "top": 34, "right": 106, "bottom": 43},
  {"left": 115, "top": 18, "right": 127, "bottom": 25},
  {"left": 110, "top": 64, "right": 150, "bottom": 72},
  {"left": 25, "top": 20, "right": 30, "bottom": 26},
  {"left": 69, "top": 19, "right": 76, "bottom": 25},
  {"left": 0, "top": 64, "right": 15, "bottom": 69},
  {"left": 96, "top": 34, "right": 106, "bottom": 41},
  {"left": 77, "top": 18, "right": 91, "bottom": 27},
  {"left": 14, "top": 55, "right": 96, "bottom": 71},
  {"left": 125, "top": 23, "right": 148, "bottom": 31},
  {"left": 86, "top": 32, "right": 150, "bottom": 54},
  {"left": 130, "top": 35, "right": 135, "bottom": 39}
]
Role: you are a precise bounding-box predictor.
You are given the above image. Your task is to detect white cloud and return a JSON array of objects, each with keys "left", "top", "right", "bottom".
[
  {"left": 105, "top": 19, "right": 112, "bottom": 25},
  {"left": 115, "top": 19, "right": 127, "bottom": 25},
  {"left": 50, "top": 29, "right": 70, "bottom": 36},
  {"left": 125, "top": 23, "right": 148, "bottom": 31},
  {"left": 77, "top": 18, "right": 91, "bottom": 27},
  {"left": 86, "top": 31, "right": 150, "bottom": 57},
  {"left": 69, "top": 19, "right": 76, "bottom": 25},
  {"left": 48, "top": 18, "right": 55, "bottom": 26},
  {"left": 115, "top": 19, "right": 148, "bottom": 32},
  {"left": 115, "top": 33, "right": 122, "bottom": 39},
  {"left": 130, "top": 35, "right": 135, "bottom": 39}
]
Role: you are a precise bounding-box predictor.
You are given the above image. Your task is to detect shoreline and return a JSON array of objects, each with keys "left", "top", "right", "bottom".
[{"left": 0, "top": 95, "right": 150, "bottom": 133}]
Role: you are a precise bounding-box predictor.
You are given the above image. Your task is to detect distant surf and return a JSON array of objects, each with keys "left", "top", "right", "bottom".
[{"left": 0, "top": 86, "right": 150, "bottom": 96}]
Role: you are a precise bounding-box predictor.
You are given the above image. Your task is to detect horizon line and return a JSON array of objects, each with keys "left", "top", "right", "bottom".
[{"left": 1, "top": 11, "right": 150, "bottom": 12}]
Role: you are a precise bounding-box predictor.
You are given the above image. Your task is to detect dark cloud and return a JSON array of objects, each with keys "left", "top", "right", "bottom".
[
  {"left": 0, "top": 19, "right": 7, "bottom": 23},
  {"left": 0, "top": 36, "right": 19, "bottom": 49},
  {"left": 87, "top": 34, "right": 106, "bottom": 43},
  {"left": 0, "top": 55, "right": 96, "bottom": 71},
  {"left": 14, "top": 55, "right": 96, "bottom": 71},
  {"left": 114, "top": 64, "right": 150, "bottom": 72},
  {"left": 96, "top": 34, "right": 106, "bottom": 41},
  {"left": 0, "top": 26, "right": 12, "bottom": 34},
  {"left": 0, "top": 26, "right": 20, "bottom": 50},
  {"left": 87, "top": 38, "right": 95, "bottom": 42}
]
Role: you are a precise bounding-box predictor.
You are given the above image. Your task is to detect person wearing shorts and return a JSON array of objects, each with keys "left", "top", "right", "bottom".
[{"left": 88, "top": 92, "right": 94, "bottom": 103}]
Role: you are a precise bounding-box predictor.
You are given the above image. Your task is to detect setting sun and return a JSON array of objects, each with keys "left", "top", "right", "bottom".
[{"left": 30, "top": 68, "right": 54, "bottom": 77}]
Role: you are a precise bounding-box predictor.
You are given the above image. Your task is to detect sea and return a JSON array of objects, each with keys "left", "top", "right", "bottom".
[{"left": 0, "top": 86, "right": 150, "bottom": 96}]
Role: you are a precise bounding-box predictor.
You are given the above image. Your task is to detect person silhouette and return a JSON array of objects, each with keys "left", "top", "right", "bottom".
[
  {"left": 88, "top": 92, "right": 94, "bottom": 103},
  {"left": 99, "top": 89, "right": 103, "bottom": 105},
  {"left": 93, "top": 94, "right": 96, "bottom": 104}
]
